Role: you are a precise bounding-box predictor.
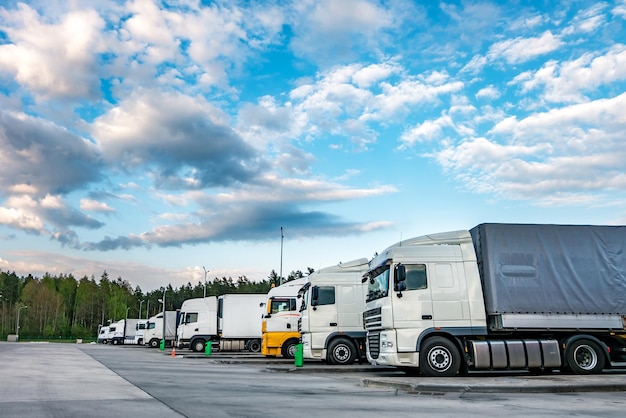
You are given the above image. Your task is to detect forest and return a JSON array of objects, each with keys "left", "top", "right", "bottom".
[{"left": 0, "top": 268, "right": 311, "bottom": 341}]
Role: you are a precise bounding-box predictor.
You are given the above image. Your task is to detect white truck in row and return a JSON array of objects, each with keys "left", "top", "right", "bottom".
[
  {"left": 144, "top": 311, "right": 178, "bottom": 348},
  {"left": 299, "top": 258, "right": 370, "bottom": 365},
  {"left": 108, "top": 318, "right": 141, "bottom": 345},
  {"left": 261, "top": 278, "right": 307, "bottom": 359},
  {"left": 177, "top": 294, "right": 266, "bottom": 352},
  {"left": 363, "top": 223, "right": 626, "bottom": 376},
  {"left": 135, "top": 319, "right": 148, "bottom": 345}
]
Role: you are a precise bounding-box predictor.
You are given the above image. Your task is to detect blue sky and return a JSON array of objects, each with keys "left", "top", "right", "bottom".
[{"left": 1, "top": 0, "right": 625, "bottom": 292}]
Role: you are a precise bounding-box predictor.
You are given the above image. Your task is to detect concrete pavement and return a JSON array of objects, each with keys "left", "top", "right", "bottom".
[{"left": 164, "top": 348, "right": 626, "bottom": 393}]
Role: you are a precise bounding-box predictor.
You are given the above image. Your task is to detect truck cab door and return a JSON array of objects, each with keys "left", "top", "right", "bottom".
[
  {"left": 393, "top": 264, "right": 434, "bottom": 352},
  {"left": 267, "top": 297, "right": 299, "bottom": 332},
  {"left": 308, "top": 285, "right": 338, "bottom": 348}
]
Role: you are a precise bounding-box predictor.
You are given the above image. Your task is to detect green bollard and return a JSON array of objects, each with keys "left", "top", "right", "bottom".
[
  {"left": 159, "top": 339, "right": 165, "bottom": 351},
  {"left": 205, "top": 340, "right": 212, "bottom": 356},
  {"left": 294, "top": 343, "right": 303, "bottom": 367}
]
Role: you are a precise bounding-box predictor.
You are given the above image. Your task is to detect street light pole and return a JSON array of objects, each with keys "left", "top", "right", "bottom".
[
  {"left": 158, "top": 289, "right": 166, "bottom": 350},
  {"left": 202, "top": 266, "right": 209, "bottom": 298},
  {"left": 138, "top": 300, "right": 145, "bottom": 319},
  {"left": 280, "top": 226, "right": 284, "bottom": 285},
  {"left": 16, "top": 305, "right": 28, "bottom": 341}
]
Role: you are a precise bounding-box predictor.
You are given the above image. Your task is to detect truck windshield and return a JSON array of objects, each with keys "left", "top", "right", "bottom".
[
  {"left": 366, "top": 267, "right": 390, "bottom": 302},
  {"left": 298, "top": 283, "right": 310, "bottom": 312}
]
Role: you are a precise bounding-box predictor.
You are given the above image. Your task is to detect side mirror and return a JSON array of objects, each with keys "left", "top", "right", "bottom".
[
  {"left": 395, "top": 264, "right": 406, "bottom": 284},
  {"left": 395, "top": 264, "right": 406, "bottom": 297},
  {"left": 311, "top": 286, "right": 319, "bottom": 310}
]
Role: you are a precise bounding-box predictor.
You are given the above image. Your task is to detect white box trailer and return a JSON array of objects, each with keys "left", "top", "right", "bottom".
[
  {"left": 144, "top": 311, "right": 178, "bottom": 348},
  {"left": 299, "top": 258, "right": 369, "bottom": 365},
  {"left": 218, "top": 294, "right": 267, "bottom": 352},
  {"left": 108, "top": 318, "right": 141, "bottom": 345},
  {"left": 176, "top": 294, "right": 266, "bottom": 352}
]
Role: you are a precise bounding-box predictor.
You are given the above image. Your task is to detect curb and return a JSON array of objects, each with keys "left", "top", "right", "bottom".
[{"left": 360, "top": 377, "right": 626, "bottom": 394}]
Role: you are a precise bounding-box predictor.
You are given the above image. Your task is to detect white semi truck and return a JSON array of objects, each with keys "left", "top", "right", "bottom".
[
  {"left": 177, "top": 294, "right": 266, "bottom": 352},
  {"left": 299, "top": 258, "right": 370, "bottom": 365},
  {"left": 144, "top": 311, "right": 178, "bottom": 348},
  {"left": 261, "top": 278, "right": 308, "bottom": 359},
  {"left": 108, "top": 318, "right": 141, "bottom": 345},
  {"left": 135, "top": 319, "right": 148, "bottom": 345},
  {"left": 97, "top": 325, "right": 110, "bottom": 344},
  {"left": 363, "top": 223, "right": 626, "bottom": 376}
]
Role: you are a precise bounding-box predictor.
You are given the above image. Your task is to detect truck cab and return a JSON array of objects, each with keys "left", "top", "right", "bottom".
[
  {"left": 177, "top": 297, "right": 218, "bottom": 352},
  {"left": 261, "top": 277, "right": 307, "bottom": 359},
  {"left": 299, "top": 258, "right": 369, "bottom": 365}
]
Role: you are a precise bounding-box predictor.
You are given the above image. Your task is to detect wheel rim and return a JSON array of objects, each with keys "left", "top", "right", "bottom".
[
  {"left": 287, "top": 344, "right": 296, "bottom": 357},
  {"left": 333, "top": 345, "right": 351, "bottom": 363},
  {"left": 573, "top": 344, "right": 598, "bottom": 371},
  {"left": 427, "top": 346, "right": 452, "bottom": 372}
]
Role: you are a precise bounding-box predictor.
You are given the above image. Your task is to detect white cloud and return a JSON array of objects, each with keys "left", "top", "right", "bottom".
[
  {"left": 80, "top": 199, "right": 115, "bottom": 213},
  {"left": 400, "top": 115, "right": 454, "bottom": 145},
  {"left": 352, "top": 62, "right": 401, "bottom": 88},
  {"left": 435, "top": 92, "right": 626, "bottom": 202},
  {"left": 0, "top": 5, "right": 105, "bottom": 100},
  {"left": 513, "top": 44, "right": 626, "bottom": 103},
  {"left": 289, "top": 0, "right": 394, "bottom": 64},
  {"left": 488, "top": 31, "right": 562, "bottom": 64},
  {"left": 476, "top": 85, "right": 501, "bottom": 100}
]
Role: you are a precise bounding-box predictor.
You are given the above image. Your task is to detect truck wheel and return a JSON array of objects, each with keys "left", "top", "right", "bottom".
[
  {"left": 420, "top": 337, "right": 461, "bottom": 377},
  {"left": 149, "top": 339, "right": 159, "bottom": 349},
  {"left": 112, "top": 339, "right": 119, "bottom": 345},
  {"left": 248, "top": 339, "right": 261, "bottom": 353},
  {"left": 281, "top": 339, "right": 298, "bottom": 359},
  {"left": 192, "top": 339, "right": 206, "bottom": 353},
  {"left": 565, "top": 339, "right": 605, "bottom": 374},
  {"left": 328, "top": 338, "right": 357, "bottom": 365}
]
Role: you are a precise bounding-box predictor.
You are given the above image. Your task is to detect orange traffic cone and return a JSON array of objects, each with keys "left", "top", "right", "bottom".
[{"left": 171, "top": 346, "right": 176, "bottom": 357}]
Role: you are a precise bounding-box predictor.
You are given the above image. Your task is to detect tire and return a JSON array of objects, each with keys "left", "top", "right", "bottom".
[
  {"left": 419, "top": 337, "right": 461, "bottom": 377},
  {"left": 565, "top": 339, "right": 605, "bottom": 375},
  {"left": 149, "top": 339, "right": 160, "bottom": 349},
  {"left": 248, "top": 339, "right": 261, "bottom": 353},
  {"left": 328, "top": 338, "right": 357, "bottom": 365},
  {"left": 111, "top": 339, "right": 119, "bottom": 345},
  {"left": 281, "top": 339, "right": 298, "bottom": 359},
  {"left": 192, "top": 339, "right": 206, "bottom": 353}
]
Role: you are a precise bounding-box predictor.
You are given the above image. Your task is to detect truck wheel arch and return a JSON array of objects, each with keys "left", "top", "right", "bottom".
[
  {"left": 281, "top": 338, "right": 299, "bottom": 359},
  {"left": 324, "top": 331, "right": 367, "bottom": 362},
  {"left": 419, "top": 336, "right": 462, "bottom": 377},
  {"left": 191, "top": 338, "right": 207, "bottom": 352},
  {"left": 327, "top": 337, "right": 358, "bottom": 365},
  {"left": 561, "top": 334, "right": 609, "bottom": 374},
  {"left": 247, "top": 339, "right": 261, "bottom": 353}
]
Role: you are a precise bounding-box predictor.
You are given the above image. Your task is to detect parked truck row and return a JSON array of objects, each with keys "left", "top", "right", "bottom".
[{"left": 97, "top": 223, "right": 626, "bottom": 376}]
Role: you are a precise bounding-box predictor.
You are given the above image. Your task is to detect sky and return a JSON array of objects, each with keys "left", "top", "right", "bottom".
[{"left": 1, "top": 0, "right": 625, "bottom": 292}]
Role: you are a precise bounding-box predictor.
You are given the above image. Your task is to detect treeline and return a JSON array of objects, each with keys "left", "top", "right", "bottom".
[{"left": 0, "top": 268, "right": 311, "bottom": 340}]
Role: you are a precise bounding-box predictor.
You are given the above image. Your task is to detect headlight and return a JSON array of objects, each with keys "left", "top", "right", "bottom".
[{"left": 381, "top": 341, "right": 394, "bottom": 349}]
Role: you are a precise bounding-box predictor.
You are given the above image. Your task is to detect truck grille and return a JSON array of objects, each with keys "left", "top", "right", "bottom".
[
  {"left": 363, "top": 307, "right": 382, "bottom": 331},
  {"left": 368, "top": 331, "right": 380, "bottom": 359}
]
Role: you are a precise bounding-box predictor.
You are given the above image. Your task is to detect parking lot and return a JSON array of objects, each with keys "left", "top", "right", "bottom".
[{"left": 2, "top": 342, "right": 626, "bottom": 417}]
